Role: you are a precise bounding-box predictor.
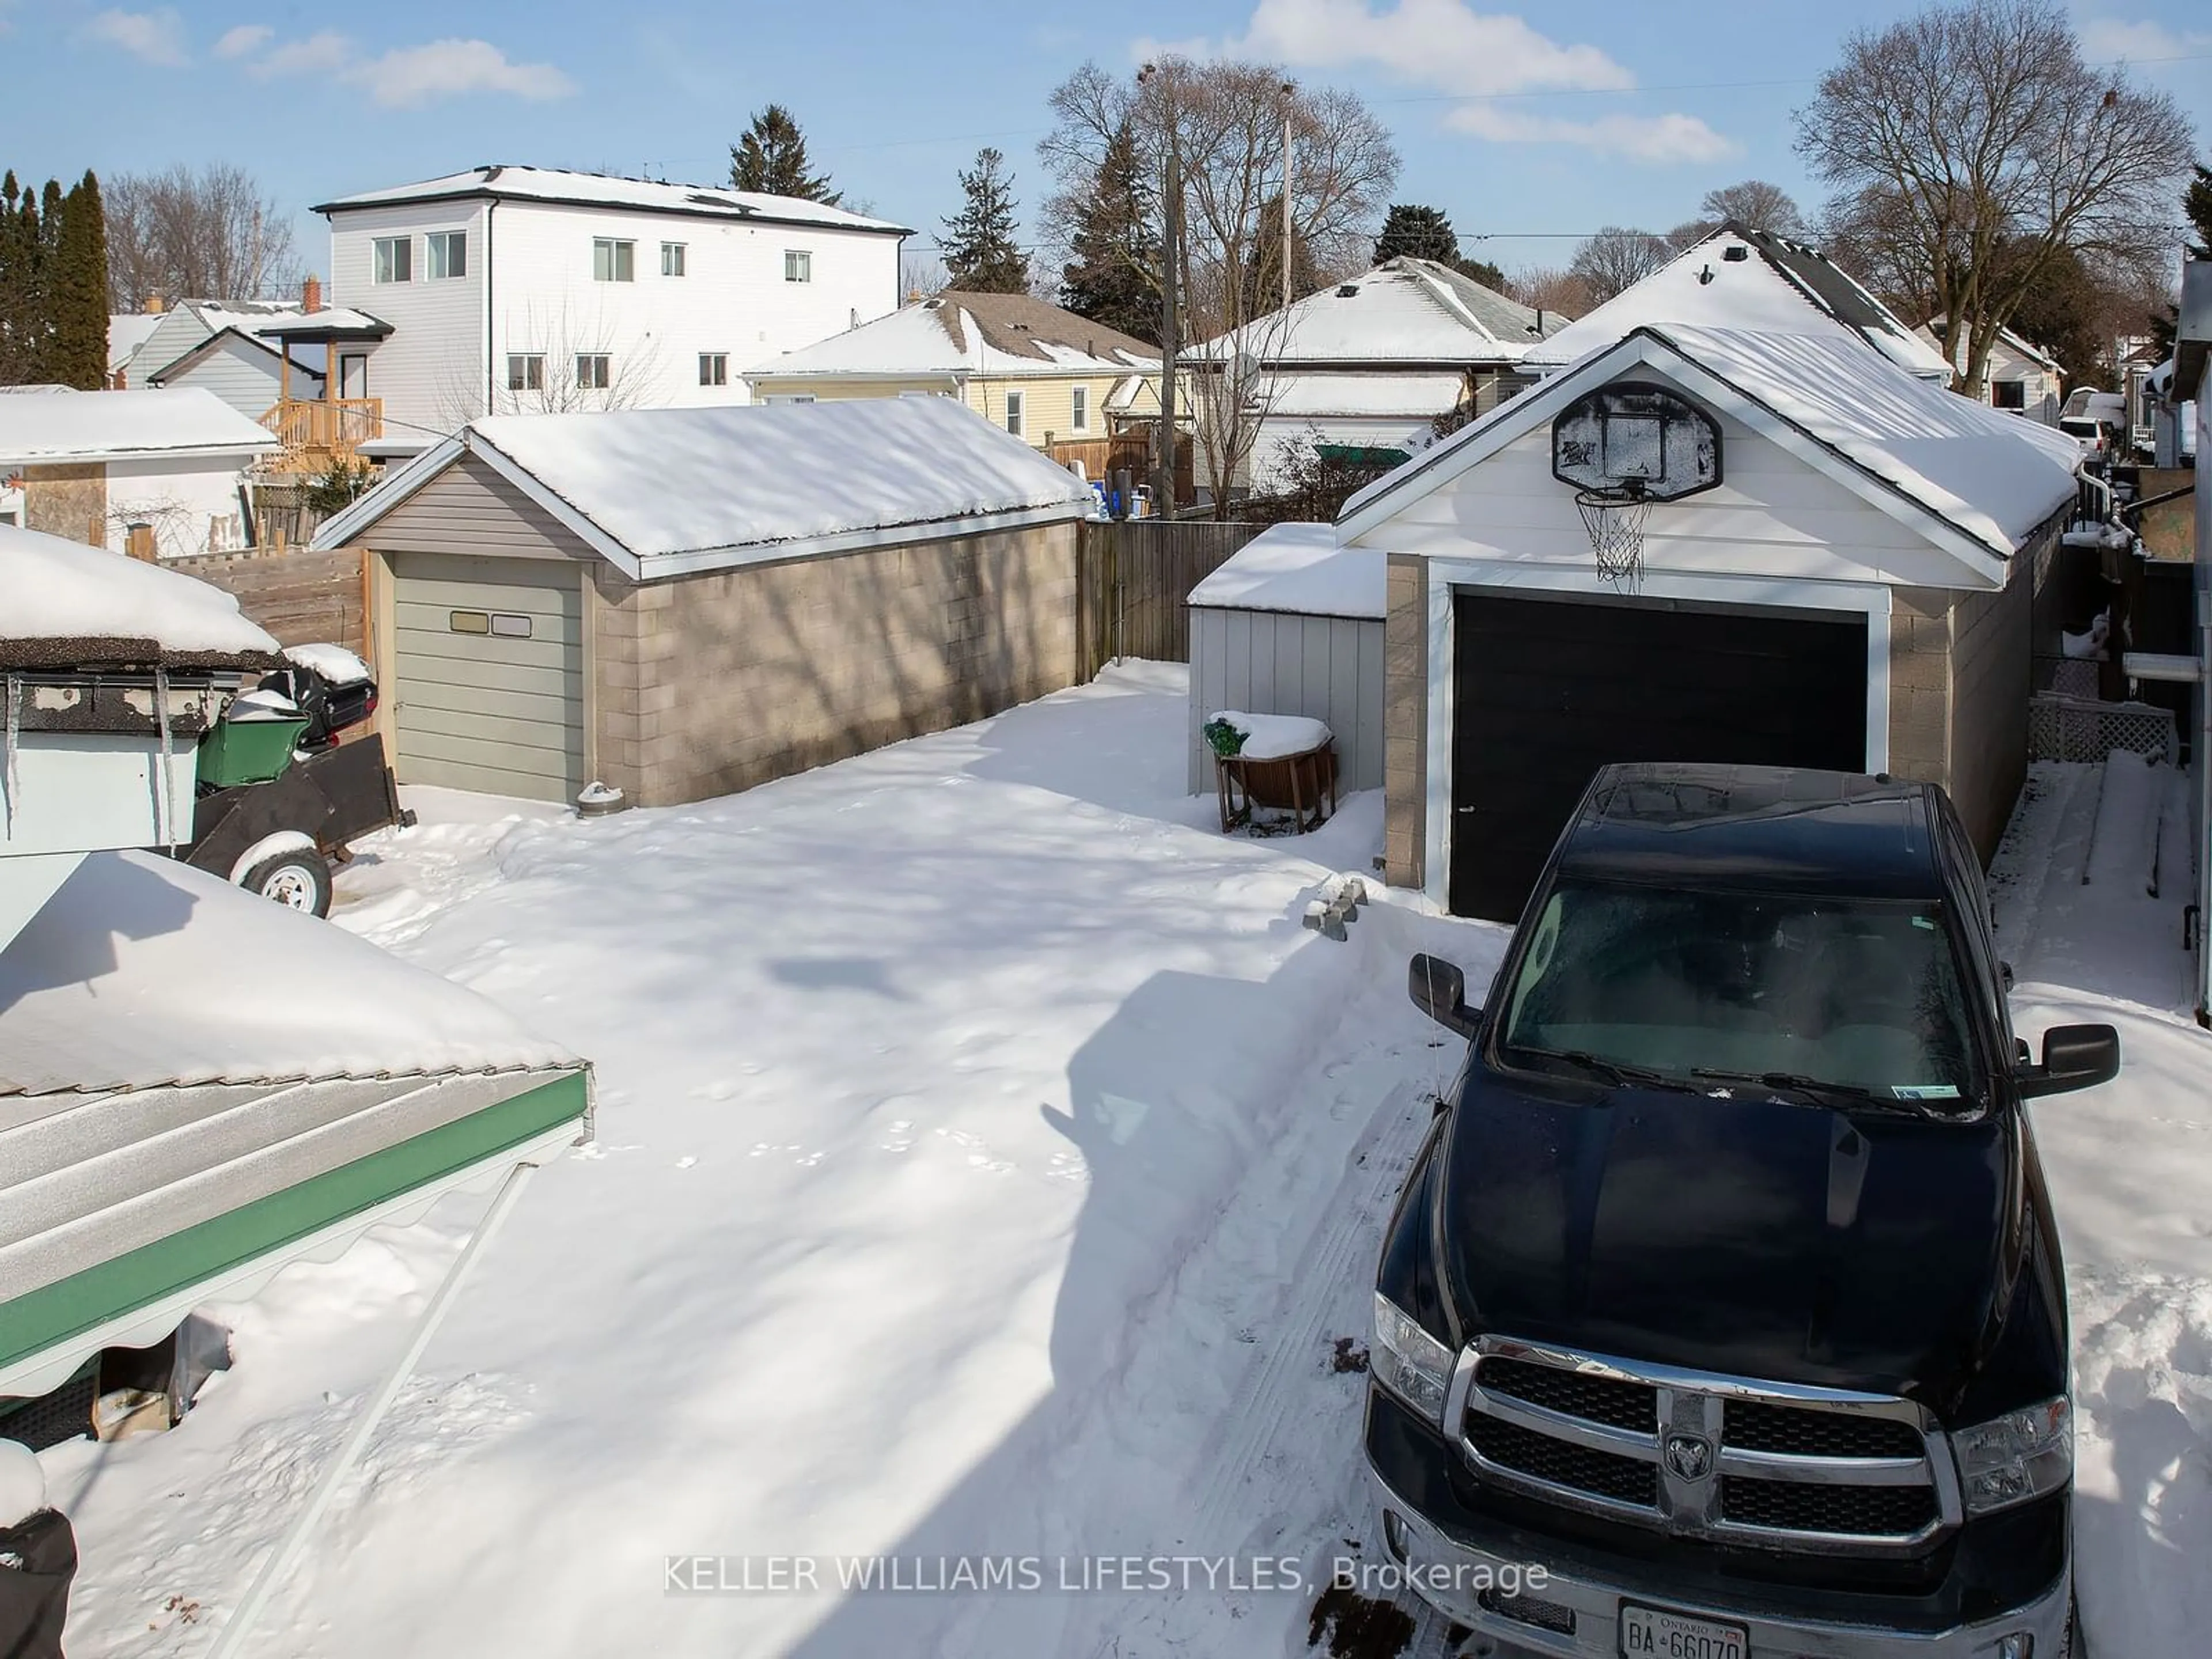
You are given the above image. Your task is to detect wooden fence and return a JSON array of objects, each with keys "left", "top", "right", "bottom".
[
  {"left": 179, "top": 546, "right": 368, "bottom": 657},
  {"left": 1044, "top": 433, "right": 1195, "bottom": 502},
  {"left": 1077, "top": 518, "right": 1267, "bottom": 677}
]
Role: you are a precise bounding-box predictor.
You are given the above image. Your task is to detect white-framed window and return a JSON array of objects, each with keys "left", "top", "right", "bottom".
[
  {"left": 593, "top": 238, "right": 635, "bottom": 282},
  {"left": 372, "top": 236, "right": 411, "bottom": 283},
  {"left": 426, "top": 230, "right": 467, "bottom": 280},
  {"left": 783, "top": 249, "right": 812, "bottom": 283},
  {"left": 1070, "top": 385, "right": 1088, "bottom": 432},
  {"left": 1003, "top": 389, "right": 1024, "bottom": 437},
  {"left": 698, "top": 353, "right": 728, "bottom": 387},
  {"left": 575, "top": 354, "right": 611, "bottom": 390},
  {"left": 506, "top": 353, "right": 544, "bottom": 392},
  {"left": 661, "top": 241, "right": 687, "bottom": 277}
]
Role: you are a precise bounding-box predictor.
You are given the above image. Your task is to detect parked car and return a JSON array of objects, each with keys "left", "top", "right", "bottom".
[
  {"left": 1367, "top": 762, "right": 2116, "bottom": 1659},
  {"left": 2057, "top": 388, "right": 2127, "bottom": 460}
]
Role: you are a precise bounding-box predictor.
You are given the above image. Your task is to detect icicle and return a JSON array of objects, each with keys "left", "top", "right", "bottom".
[
  {"left": 154, "top": 665, "right": 176, "bottom": 849},
  {"left": 2, "top": 673, "right": 20, "bottom": 838}
]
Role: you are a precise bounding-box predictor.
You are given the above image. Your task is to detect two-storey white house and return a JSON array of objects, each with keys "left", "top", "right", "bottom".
[{"left": 315, "top": 165, "right": 911, "bottom": 450}]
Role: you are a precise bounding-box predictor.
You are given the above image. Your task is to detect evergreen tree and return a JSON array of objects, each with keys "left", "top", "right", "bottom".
[
  {"left": 1373, "top": 204, "right": 1459, "bottom": 266},
  {"left": 1371, "top": 203, "right": 1506, "bottom": 290},
  {"left": 2147, "top": 163, "right": 2212, "bottom": 358},
  {"left": 1241, "top": 192, "right": 1320, "bottom": 321},
  {"left": 940, "top": 148, "right": 1028, "bottom": 294},
  {"left": 53, "top": 171, "right": 109, "bottom": 389},
  {"left": 0, "top": 173, "right": 27, "bottom": 384},
  {"left": 729, "top": 105, "right": 840, "bottom": 204},
  {"left": 1059, "top": 120, "right": 1158, "bottom": 345}
]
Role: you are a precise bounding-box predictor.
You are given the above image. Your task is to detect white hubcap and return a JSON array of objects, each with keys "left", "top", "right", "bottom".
[{"left": 261, "top": 866, "right": 316, "bottom": 910}]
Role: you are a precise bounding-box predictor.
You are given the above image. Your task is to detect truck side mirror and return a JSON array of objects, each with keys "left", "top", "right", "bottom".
[
  {"left": 1408, "top": 953, "right": 1480, "bottom": 1040},
  {"left": 2016, "top": 1024, "right": 2120, "bottom": 1099}
]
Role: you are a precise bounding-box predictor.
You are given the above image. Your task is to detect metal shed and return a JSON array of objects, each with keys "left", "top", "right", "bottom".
[{"left": 1185, "top": 522, "right": 1387, "bottom": 794}]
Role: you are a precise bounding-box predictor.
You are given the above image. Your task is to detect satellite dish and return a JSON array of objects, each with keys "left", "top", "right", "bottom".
[{"left": 1232, "top": 351, "right": 1259, "bottom": 384}]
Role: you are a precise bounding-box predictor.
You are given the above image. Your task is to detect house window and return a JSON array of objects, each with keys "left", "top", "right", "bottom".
[
  {"left": 576, "top": 354, "right": 611, "bottom": 390},
  {"left": 661, "top": 241, "right": 687, "bottom": 277},
  {"left": 426, "top": 230, "right": 467, "bottom": 279},
  {"left": 784, "top": 249, "right": 812, "bottom": 283},
  {"left": 1991, "top": 380, "right": 2028, "bottom": 411},
  {"left": 698, "top": 353, "right": 728, "bottom": 387},
  {"left": 507, "top": 354, "right": 544, "bottom": 392},
  {"left": 593, "top": 238, "right": 635, "bottom": 282},
  {"left": 372, "top": 236, "right": 411, "bottom": 283},
  {"left": 1070, "top": 385, "right": 1089, "bottom": 431},
  {"left": 1003, "top": 389, "right": 1024, "bottom": 437}
]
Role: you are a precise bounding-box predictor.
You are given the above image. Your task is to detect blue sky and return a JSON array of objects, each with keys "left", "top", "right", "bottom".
[{"left": 7, "top": 0, "right": 2209, "bottom": 289}]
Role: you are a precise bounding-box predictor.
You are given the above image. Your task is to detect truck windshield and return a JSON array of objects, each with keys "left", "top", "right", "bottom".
[{"left": 1498, "top": 881, "right": 1983, "bottom": 1109}]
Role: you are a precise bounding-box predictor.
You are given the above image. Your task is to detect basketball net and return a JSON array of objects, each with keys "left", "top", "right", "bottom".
[{"left": 1574, "top": 481, "right": 1652, "bottom": 585}]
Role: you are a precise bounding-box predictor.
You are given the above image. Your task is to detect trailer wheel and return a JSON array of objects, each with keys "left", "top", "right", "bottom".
[{"left": 242, "top": 847, "right": 333, "bottom": 917}]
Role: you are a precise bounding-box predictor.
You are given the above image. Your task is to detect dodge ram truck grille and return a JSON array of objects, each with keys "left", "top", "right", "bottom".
[{"left": 1456, "top": 1338, "right": 1960, "bottom": 1556}]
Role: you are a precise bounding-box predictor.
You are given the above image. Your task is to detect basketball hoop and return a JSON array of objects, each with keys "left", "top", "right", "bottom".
[{"left": 1574, "top": 480, "right": 1652, "bottom": 585}]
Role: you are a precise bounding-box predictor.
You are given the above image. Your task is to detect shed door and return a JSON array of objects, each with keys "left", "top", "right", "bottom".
[
  {"left": 391, "top": 552, "right": 584, "bottom": 802},
  {"left": 1449, "top": 591, "right": 1867, "bottom": 922}
]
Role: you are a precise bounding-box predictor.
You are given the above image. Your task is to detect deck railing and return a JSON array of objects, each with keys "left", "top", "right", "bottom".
[{"left": 259, "top": 397, "right": 382, "bottom": 468}]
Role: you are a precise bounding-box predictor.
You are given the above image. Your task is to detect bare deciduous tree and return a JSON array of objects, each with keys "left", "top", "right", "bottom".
[
  {"left": 1040, "top": 57, "right": 1399, "bottom": 341},
  {"left": 1186, "top": 304, "right": 1301, "bottom": 513},
  {"left": 434, "top": 300, "right": 660, "bottom": 429},
  {"left": 1567, "top": 227, "right": 1674, "bottom": 304},
  {"left": 1699, "top": 180, "right": 1806, "bottom": 236},
  {"left": 1794, "top": 0, "right": 2196, "bottom": 396},
  {"left": 1509, "top": 266, "right": 1597, "bottom": 318},
  {"left": 105, "top": 165, "right": 300, "bottom": 308}
]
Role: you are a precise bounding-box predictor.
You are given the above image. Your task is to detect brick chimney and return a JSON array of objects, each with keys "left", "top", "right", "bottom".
[
  {"left": 301, "top": 274, "right": 323, "bottom": 315},
  {"left": 145, "top": 294, "right": 165, "bottom": 314}
]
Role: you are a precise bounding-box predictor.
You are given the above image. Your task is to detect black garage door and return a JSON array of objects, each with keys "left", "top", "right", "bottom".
[{"left": 1449, "top": 591, "right": 1868, "bottom": 921}]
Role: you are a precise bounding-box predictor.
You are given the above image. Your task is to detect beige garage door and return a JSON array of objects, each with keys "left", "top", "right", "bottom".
[{"left": 391, "top": 552, "right": 584, "bottom": 802}]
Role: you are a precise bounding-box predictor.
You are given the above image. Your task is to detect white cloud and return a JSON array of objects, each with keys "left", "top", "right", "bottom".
[
  {"left": 1448, "top": 104, "right": 1737, "bottom": 163},
  {"left": 1239, "top": 0, "right": 1633, "bottom": 95},
  {"left": 250, "top": 30, "right": 350, "bottom": 78},
  {"left": 86, "top": 8, "right": 187, "bottom": 65},
  {"left": 213, "top": 22, "right": 271, "bottom": 58},
  {"left": 2075, "top": 15, "right": 2212, "bottom": 62},
  {"left": 1142, "top": 0, "right": 1729, "bottom": 164},
  {"left": 348, "top": 38, "right": 575, "bottom": 107}
]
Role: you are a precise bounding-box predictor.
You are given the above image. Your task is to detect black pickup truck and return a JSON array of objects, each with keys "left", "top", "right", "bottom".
[{"left": 1368, "top": 763, "right": 2116, "bottom": 1659}]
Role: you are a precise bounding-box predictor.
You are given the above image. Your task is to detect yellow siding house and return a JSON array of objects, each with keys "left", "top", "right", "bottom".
[{"left": 744, "top": 290, "right": 1163, "bottom": 468}]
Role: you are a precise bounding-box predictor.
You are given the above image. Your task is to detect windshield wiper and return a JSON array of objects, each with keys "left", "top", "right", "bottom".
[
  {"left": 1688, "top": 1069, "right": 1953, "bottom": 1118},
  {"left": 1547, "top": 1051, "right": 1700, "bottom": 1093}
]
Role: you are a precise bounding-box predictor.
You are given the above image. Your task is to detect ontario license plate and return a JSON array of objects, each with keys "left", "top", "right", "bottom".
[{"left": 1618, "top": 1601, "right": 1749, "bottom": 1659}]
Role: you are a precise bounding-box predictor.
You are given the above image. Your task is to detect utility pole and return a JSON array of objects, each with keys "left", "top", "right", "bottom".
[
  {"left": 1141, "top": 62, "right": 1180, "bottom": 516},
  {"left": 1281, "top": 82, "right": 1296, "bottom": 313}
]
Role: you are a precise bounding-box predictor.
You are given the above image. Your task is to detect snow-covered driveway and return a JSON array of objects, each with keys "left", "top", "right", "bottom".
[
  {"left": 45, "top": 673, "right": 2212, "bottom": 1659},
  {"left": 54, "top": 664, "right": 1474, "bottom": 1657}
]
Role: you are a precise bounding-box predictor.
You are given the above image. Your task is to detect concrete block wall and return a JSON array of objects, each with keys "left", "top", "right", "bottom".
[
  {"left": 596, "top": 520, "right": 1081, "bottom": 808},
  {"left": 1946, "top": 525, "right": 2046, "bottom": 860},
  {"left": 1887, "top": 586, "right": 1954, "bottom": 794},
  {"left": 1382, "top": 554, "right": 1427, "bottom": 890}
]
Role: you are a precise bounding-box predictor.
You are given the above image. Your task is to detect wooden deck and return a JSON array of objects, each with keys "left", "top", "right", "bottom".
[{"left": 259, "top": 397, "right": 382, "bottom": 472}]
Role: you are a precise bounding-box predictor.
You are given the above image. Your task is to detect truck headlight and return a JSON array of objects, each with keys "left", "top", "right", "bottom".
[
  {"left": 1950, "top": 1396, "right": 2071, "bottom": 1516},
  {"left": 1373, "top": 1292, "right": 1455, "bottom": 1427}
]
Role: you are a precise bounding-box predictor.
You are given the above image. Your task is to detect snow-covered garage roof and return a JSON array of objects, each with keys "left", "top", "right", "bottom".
[
  {"left": 1342, "top": 324, "right": 2082, "bottom": 573},
  {"left": 0, "top": 387, "right": 279, "bottom": 466},
  {"left": 1187, "top": 522, "right": 1384, "bottom": 620},
  {"left": 1528, "top": 226, "right": 1953, "bottom": 381},
  {"left": 1197, "top": 259, "right": 1564, "bottom": 368},
  {"left": 1264, "top": 372, "right": 1467, "bottom": 419},
  {"left": 748, "top": 290, "right": 1159, "bottom": 381},
  {"left": 315, "top": 395, "right": 1098, "bottom": 579},
  {"left": 0, "top": 522, "right": 281, "bottom": 669}
]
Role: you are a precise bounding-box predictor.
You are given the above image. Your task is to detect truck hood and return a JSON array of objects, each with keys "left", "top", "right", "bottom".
[{"left": 1438, "top": 1077, "right": 2016, "bottom": 1404}]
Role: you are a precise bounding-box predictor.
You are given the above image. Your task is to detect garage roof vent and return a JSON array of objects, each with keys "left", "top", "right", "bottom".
[{"left": 1336, "top": 283, "right": 1359, "bottom": 297}]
